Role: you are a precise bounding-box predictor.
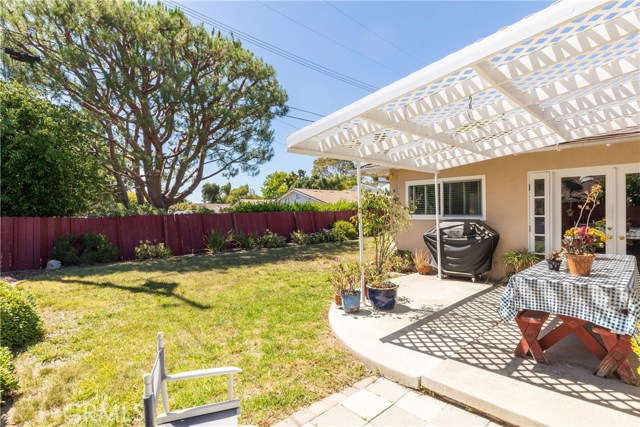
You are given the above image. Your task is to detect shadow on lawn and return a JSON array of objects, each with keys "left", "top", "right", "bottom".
[
  {"left": 89, "top": 241, "right": 361, "bottom": 276},
  {"left": 58, "top": 278, "right": 211, "bottom": 309},
  {"left": 382, "top": 286, "right": 640, "bottom": 417}
]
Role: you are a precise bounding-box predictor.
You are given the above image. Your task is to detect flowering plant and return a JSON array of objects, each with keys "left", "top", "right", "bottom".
[
  {"left": 328, "top": 258, "right": 361, "bottom": 294},
  {"left": 562, "top": 184, "right": 610, "bottom": 255}
]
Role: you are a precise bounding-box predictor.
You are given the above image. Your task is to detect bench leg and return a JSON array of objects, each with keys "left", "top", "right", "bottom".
[
  {"left": 515, "top": 313, "right": 549, "bottom": 364},
  {"left": 592, "top": 328, "right": 639, "bottom": 386}
]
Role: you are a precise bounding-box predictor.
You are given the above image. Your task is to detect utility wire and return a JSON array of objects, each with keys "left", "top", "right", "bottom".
[
  {"left": 275, "top": 117, "right": 301, "bottom": 131},
  {"left": 162, "top": 0, "right": 378, "bottom": 92},
  {"left": 257, "top": 0, "right": 405, "bottom": 76},
  {"left": 286, "top": 105, "right": 325, "bottom": 117},
  {"left": 324, "top": 1, "right": 426, "bottom": 66},
  {"left": 284, "top": 114, "right": 316, "bottom": 123}
]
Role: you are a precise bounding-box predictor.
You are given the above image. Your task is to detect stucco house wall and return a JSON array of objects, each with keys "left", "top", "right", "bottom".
[{"left": 390, "top": 138, "right": 640, "bottom": 279}]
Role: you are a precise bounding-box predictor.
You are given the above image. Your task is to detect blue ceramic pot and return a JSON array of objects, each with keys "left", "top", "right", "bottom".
[
  {"left": 340, "top": 291, "right": 361, "bottom": 313},
  {"left": 367, "top": 285, "right": 398, "bottom": 310}
]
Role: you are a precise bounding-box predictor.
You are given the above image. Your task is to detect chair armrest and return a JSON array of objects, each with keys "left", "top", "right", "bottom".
[{"left": 165, "top": 367, "right": 241, "bottom": 382}]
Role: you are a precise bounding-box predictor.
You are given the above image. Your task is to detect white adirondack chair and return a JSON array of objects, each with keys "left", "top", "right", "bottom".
[{"left": 143, "top": 333, "right": 242, "bottom": 426}]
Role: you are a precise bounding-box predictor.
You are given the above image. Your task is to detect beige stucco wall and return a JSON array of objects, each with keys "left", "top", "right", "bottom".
[{"left": 390, "top": 138, "right": 640, "bottom": 279}]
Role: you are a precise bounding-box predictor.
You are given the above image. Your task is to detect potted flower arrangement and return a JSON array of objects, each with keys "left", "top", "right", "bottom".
[
  {"left": 328, "top": 259, "right": 361, "bottom": 313},
  {"left": 546, "top": 250, "right": 562, "bottom": 271},
  {"left": 562, "top": 184, "right": 609, "bottom": 276},
  {"left": 412, "top": 249, "right": 432, "bottom": 275}
]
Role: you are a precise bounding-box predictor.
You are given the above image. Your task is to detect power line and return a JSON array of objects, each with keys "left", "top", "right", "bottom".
[
  {"left": 161, "top": 0, "right": 378, "bottom": 93},
  {"left": 275, "top": 117, "right": 301, "bottom": 131},
  {"left": 324, "top": 1, "right": 426, "bottom": 66},
  {"left": 257, "top": 0, "right": 405, "bottom": 76},
  {"left": 286, "top": 105, "right": 325, "bottom": 117},
  {"left": 284, "top": 114, "right": 316, "bottom": 123}
]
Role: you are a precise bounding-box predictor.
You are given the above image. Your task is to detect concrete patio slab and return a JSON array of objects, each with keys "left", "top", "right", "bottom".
[{"left": 329, "top": 273, "right": 640, "bottom": 426}]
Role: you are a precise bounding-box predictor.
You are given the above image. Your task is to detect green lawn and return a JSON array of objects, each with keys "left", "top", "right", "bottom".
[{"left": 8, "top": 241, "right": 371, "bottom": 426}]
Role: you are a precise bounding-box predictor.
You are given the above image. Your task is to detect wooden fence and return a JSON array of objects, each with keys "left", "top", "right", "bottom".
[{"left": 0, "top": 210, "right": 357, "bottom": 272}]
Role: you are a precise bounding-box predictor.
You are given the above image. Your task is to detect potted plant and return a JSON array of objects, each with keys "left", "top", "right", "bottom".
[
  {"left": 328, "top": 259, "right": 361, "bottom": 313},
  {"left": 366, "top": 278, "right": 399, "bottom": 310},
  {"left": 562, "top": 184, "right": 610, "bottom": 276},
  {"left": 546, "top": 250, "right": 562, "bottom": 271},
  {"left": 411, "top": 249, "right": 432, "bottom": 275},
  {"left": 360, "top": 190, "right": 412, "bottom": 310}
]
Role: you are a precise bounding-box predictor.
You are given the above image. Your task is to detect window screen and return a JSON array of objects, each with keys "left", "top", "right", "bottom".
[{"left": 408, "top": 179, "right": 482, "bottom": 217}]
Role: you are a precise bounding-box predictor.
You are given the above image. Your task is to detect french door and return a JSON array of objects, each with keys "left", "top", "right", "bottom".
[{"left": 528, "top": 165, "right": 639, "bottom": 256}]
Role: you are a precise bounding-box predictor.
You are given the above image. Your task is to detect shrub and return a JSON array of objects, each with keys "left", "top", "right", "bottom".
[
  {"left": 308, "top": 229, "right": 336, "bottom": 244},
  {"left": 501, "top": 249, "right": 541, "bottom": 275},
  {"left": 0, "top": 282, "right": 44, "bottom": 350},
  {"left": 290, "top": 230, "right": 310, "bottom": 245},
  {"left": 224, "top": 200, "right": 357, "bottom": 213},
  {"left": 168, "top": 201, "right": 213, "bottom": 214},
  {"left": 257, "top": 230, "right": 287, "bottom": 248},
  {"left": 134, "top": 240, "right": 171, "bottom": 260},
  {"left": 0, "top": 346, "right": 19, "bottom": 403},
  {"left": 331, "top": 220, "right": 358, "bottom": 241},
  {"left": 233, "top": 231, "right": 258, "bottom": 250},
  {"left": 53, "top": 232, "right": 119, "bottom": 266},
  {"left": 205, "top": 229, "right": 232, "bottom": 253},
  {"left": 385, "top": 250, "right": 416, "bottom": 274}
]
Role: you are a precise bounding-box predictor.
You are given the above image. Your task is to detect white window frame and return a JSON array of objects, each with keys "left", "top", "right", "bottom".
[{"left": 405, "top": 175, "right": 486, "bottom": 220}]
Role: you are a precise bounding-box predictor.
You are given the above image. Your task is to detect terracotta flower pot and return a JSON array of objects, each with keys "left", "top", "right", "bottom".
[
  {"left": 334, "top": 293, "right": 342, "bottom": 307},
  {"left": 566, "top": 253, "right": 595, "bottom": 276},
  {"left": 416, "top": 265, "right": 432, "bottom": 275}
]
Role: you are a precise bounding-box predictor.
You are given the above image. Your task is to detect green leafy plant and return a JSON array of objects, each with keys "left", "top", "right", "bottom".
[
  {"left": 501, "top": 249, "right": 541, "bottom": 275},
  {"left": 257, "top": 230, "right": 287, "bottom": 248},
  {"left": 168, "top": 201, "right": 213, "bottom": 214},
  {"left": 290, "top": 230, "right": 310, "bottom": 245},
  {"left": 134, "top": 240, "right": 171, "bottom": 260},
  {"left": 331, "top": 220, "right": 358, "bottom": 241},
  {"left": 233, "top": 231, "right": 258, "bottom": 250},
  {"left": 0, "top": 282, "right": 44, "bottom": 350},
  {"left": 361, "top": 190, "right": 412, "bottom": 277},
  {"left": 204, "top": 229, "right": 232, "bottom": 253},
  {"left": 308, "top": 229, "right": 337, "bottom": 244},
  {"left": 328, "top": 259, "right": 361, "bottom": 294},
  {"left": 385, "top": 250, "right": 416, "bottom": 274},
  {"left": 53, "top": 232, "right": 119, "bottom": 266},
  {"left": 224, "top": 200, "right": 357, "bottom": 213},
  {"left": 0, "top": 346, "right": 19, "bottom": 403}
]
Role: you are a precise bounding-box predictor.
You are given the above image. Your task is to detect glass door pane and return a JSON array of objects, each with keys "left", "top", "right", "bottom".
[
  {"left": 529, "top": 173, "right": 549, "bottom": 255},
  {"left": 625, "top": 172, "right": 640, "bottom": 262},
  {"left": 560, "top": 175, "right": 607, "bottom": 253}
]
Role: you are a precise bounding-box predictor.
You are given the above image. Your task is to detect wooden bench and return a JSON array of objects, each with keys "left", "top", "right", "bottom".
[
  {"left": 143, "top": 333, "right": 242, "bottom": 426},
  {"left": 514, "top": 310, "right": 550, "bottom": 364}
]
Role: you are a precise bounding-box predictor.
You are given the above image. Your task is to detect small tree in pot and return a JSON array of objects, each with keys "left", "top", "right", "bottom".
[{"left": 361, "top": 190, "right": 412, "bottom": 310}]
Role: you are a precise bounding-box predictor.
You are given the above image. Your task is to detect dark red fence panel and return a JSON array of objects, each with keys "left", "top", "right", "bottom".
[
  {"left": 294, "top": 211, "right": 316, "bottom": 234},
  {"left": 264, "top": 212, "right": 296, "bottom": 239},
  {"left": 202, "top": 214, "right": 234, "bottom": 235},
  {"left": 1, "top": 217, "right": 15, "bottom": 271},
  {"left": 233, "top": 213, "right": 268, "bottom": 236},
  {"left": 312, "top": 211, "right": 336, "bottom": 231},
  {"left": 0, "top": 209, "right": 355, "bottom": 272},
  {"left": 176, "top": 214, "right": 206, "bottom": 254}
]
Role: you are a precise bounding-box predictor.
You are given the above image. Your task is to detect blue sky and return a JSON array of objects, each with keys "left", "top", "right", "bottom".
[{"left": 177, "top": 1, "right": 554, "bottom": 202}]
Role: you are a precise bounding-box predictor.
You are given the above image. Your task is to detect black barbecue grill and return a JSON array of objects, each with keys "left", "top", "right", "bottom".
[{"left": 423, "top": 221, "right": 500, "bottom": 282}]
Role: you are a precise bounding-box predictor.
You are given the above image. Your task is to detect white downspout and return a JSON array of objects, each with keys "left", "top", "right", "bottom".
[
  {"left": 357, "top": 162, "right": 365, "bottom": 304},
  {"left": 434, "top": 172, "right": 442, "bottom": 280}
]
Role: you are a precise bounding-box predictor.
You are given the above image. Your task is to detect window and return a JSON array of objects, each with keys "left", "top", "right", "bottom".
[{"left": 407, "top": 176, "right": 484, "bottom": 218}]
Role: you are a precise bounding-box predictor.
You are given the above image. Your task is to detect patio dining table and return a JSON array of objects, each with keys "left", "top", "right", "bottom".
[{"left": 498, "top": 254, "right": 640, "bottom": 385}]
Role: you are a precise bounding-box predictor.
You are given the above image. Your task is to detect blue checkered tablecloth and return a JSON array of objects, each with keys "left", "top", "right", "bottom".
[{"left": 498, "top": 254, "right": 640, "bottom": 338}]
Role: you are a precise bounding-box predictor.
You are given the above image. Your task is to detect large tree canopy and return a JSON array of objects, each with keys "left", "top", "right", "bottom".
[
  {"left": 0, "top": 81, "right": 108, "bottom": 216},
  {"left": 261, "top": 169, "right": 356, "bottom": 199},
  {"left": 312, "top": 158, "right": 355, "bottom": 178},
  {"left": 4, "top": 0, "right": 288, "bottom": 209}
]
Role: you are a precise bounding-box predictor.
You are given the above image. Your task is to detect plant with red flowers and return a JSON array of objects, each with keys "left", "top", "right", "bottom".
[{"left": 562, "top": 184, "right": 609, "bottom": 254}]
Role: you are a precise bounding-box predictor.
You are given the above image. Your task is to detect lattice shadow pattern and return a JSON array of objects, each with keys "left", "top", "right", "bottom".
[{"left": 382, "top": 286, "right": 640, "bottom": 416}]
